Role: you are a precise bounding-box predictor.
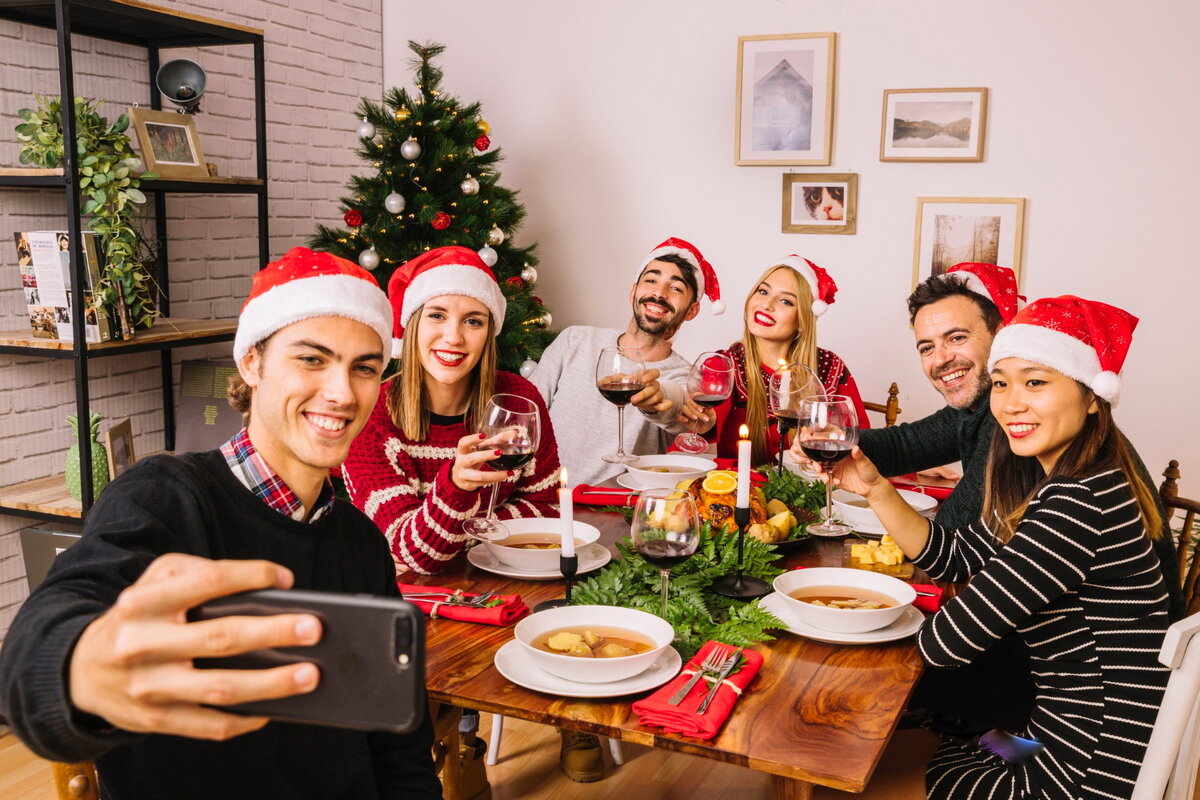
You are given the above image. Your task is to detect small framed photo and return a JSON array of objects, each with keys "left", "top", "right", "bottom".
[
  {"left": 781, "top": 173, "right": 857, "bottom": 234},
  {"left": 103, "top": 417, "right": 136, "bottom": 480},
  {"left": 735, "top": 32, "right": 836, "bottom": 166},
  {"left": 128, "top": 107, "right": 208, "bottom": 178},
  {"left": 881, "top": 88, "right": 988, "bottom": 162},
  {"left": 913, "top": 197, "right": 1025, "bottom": 288}
]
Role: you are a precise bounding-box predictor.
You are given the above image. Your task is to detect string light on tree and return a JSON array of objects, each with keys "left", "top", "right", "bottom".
[
  {"left": 384, "top": 192, "right": 406, "bottom": 214},
  {"left": 400, "top": 137, "right": 421, "bottom": 160},
  {"left": 358, "top": 246, "right": 380, "bottom": 270},
  {"left": 356, "top": 117, "right": 376, "bottom": 139}
]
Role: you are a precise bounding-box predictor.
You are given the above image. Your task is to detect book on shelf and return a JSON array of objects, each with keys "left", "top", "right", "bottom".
[
  {"left": 13, "top": 230, "right": 114, "bottom": 343},
  {"left": 175, "top": 359, "right": 244, "bottom": 454}
]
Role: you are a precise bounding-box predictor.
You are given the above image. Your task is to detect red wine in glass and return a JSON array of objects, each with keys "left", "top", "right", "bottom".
[
  {"left": 598, "top": 380, "right": 644, "bottom": 406},
  {"left": 596, "top": 346, "right": 646, "bottom": 464},
  {"left": 636, "top": 538, "right": 697, "bottom": 569},
  {"left": 488, "top": 444, "right": 535, "bottom": 472},
  {"left": 692, "top": 394, "right": 727, "bottom": 408},
  {"left": 775, "top": 409, "right": 801, "bottom": 433},
  {"left": 800, "top": 437, "right": 855, "bottom": 464}
]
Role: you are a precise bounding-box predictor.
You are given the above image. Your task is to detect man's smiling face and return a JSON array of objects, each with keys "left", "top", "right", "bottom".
[{"left": 912, "top": 294, "right": 997, "bottom": 410}]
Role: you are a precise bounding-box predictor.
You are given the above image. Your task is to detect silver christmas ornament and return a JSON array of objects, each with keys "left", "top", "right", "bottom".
[
  {"left": 384, "top": 192, "right": 406, "bottom": 214},
  {"left": 460, "top": 175, "right": 480, "bottom": 196},
  {"left": 520, "top": 265, "right": 538, "bottom": 284},
  {"left": 519, "top": 359, "right": 537, "bottom": 379},
  {"left": 400, "top": 137, "right": 421, "bottom": 160},
  {"left": 358, "top": 247, "right": 380, "bottom": 270},
  {"left": 487, "top": 226, "right": 505, "bottom": 246},
  {"left": 478, "top": 245, "right": 498, "bottom": 267},
  {"left": 356, "top": 117, "right": 376, "bottom": 139},
  {"left": 538, "top": 311, "right": 552, "bottom": 328}
]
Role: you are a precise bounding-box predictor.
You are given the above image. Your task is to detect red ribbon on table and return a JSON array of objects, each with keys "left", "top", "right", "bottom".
[
  {"left": 397, "top": 583, "right": 529, "bottom": 625},
  {"left": 632, "top": 641, "right": 763, "bottom": 740}
]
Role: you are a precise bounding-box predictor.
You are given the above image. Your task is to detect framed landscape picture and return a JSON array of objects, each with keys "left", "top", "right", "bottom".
[
  {"left": 881, "top": 88, "right": 988, "bottom": 162},
  {"left": 912, "top": 197, "right": 1025, "bottom": 287},
  {"left": 781, "top": 173, "right": 857, "bottom": 234},
  {"left": 735, "top": 32, "right": 836, "bottom": 166},
  {"left": 128, "top": 106, "right": 208, "bottom": 178}
]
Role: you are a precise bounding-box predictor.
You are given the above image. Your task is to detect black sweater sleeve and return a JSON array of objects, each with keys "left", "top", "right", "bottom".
[{"left": 858, "top": 405, "right": 962, "bottom": 477}]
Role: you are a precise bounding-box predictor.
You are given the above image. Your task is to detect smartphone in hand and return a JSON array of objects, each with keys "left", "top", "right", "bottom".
[{"left": 189, "top": 589, "right": 424, "bottom": 734}]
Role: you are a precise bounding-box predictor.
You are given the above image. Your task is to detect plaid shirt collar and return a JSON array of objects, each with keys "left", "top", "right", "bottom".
[{"left": 221, "top": 429, "right": 335, "bottom": 523}]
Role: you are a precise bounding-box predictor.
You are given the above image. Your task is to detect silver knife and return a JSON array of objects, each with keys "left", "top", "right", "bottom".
[{"left": 697, "top": 648, "right": 743, "bottom": 714}]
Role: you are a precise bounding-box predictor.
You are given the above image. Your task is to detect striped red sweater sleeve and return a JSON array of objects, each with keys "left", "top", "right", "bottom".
[{"left": 342, "top": 372, "right": 561, "bottom": 576}]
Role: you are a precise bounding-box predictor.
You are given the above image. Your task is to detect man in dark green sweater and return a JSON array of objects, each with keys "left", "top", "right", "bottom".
[{"left": 0, "top": 248, "right": 442, "bottom": 799}]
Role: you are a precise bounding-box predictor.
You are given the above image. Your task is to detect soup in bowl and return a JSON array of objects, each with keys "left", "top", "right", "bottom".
[
  {"left": 772, "top": 567, "right": 916, "bottom": 633},
  {"left": 482, "top": 518, "right": 601, "bottom": 572},
  {"left": 514, "top": 605, "right": 675, "bottom": 683},
  {"left": 624, "top": 454, "right": 716, "bottom": 489}
]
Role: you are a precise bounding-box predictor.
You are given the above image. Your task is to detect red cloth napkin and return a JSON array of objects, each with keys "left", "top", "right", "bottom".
[
  {"left": 631, "top": 641, "right": 763, "bottom": 740},
  {"left": 790, "top": 566, "right": 943, "bottom": 613},
  {"left": 397, "top": 583, "right": 529, "bottom": 625},
  {"left": 888, "top": 474, "right": 955, "bottom": 502},
  {"left": 572, "top": 483, "right": 639, "bottom": 506}
]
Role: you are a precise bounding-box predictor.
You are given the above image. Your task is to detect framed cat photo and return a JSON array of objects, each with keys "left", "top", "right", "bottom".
[{"left": 781, "top": 173, "right": 857, "bottom": 234}]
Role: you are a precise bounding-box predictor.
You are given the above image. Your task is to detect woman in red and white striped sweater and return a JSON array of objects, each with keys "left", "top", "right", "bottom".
[{"left": 343, "top": 247, "right": 560, "bottom": 576}]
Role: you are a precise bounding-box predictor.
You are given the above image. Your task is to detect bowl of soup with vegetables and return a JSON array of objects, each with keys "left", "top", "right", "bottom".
[
  {"left": 514, "top": 605, "right": 675, "bottom": 683},
  {"left": 624, "top": 454, "right": 717, "bottom": 489},
  {"left": 772, "top": 567, "right": 916, "bottom": 633},
  {"left": 483, "top": 518, "right": 601, "bottom": 572}
]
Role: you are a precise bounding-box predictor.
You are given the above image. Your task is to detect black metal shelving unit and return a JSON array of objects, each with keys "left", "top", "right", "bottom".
[{"left": 0, "top": 0, "right": 268, "bottom": 522}]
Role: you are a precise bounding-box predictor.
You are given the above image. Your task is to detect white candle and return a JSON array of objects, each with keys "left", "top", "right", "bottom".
[
  {"left": 736, "top": 424, "right": 751, "bottom": 508},
  {"left": 559, "top": 469, "right": 575, "bottom": 558}
]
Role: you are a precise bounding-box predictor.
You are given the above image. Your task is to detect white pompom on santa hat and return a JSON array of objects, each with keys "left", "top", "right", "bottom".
[
  {"left": 233, "top": 246, "right": 393, "bottom": 362},
  {"left": 772, "top": 255, "right": 838, "bottom": 317},
  {"left": 388, "top": 246, "right": 506, "bottom": 357},
  {"left": 639, "top": 237, "right": 725, "bottom": 314},
  {"left": 988, "top": 294, "right": 1138, "bottom": 406}
]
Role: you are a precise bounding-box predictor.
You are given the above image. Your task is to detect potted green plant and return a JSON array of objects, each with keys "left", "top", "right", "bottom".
[{"left": 15, "top": 95, "right": 160, "bottom": 330}]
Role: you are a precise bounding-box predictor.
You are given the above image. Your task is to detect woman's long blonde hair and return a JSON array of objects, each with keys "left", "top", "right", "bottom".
[
  {"left": 385, "top": 303, "right": 497, "bottom": 441},
  {"left": 742, "top": 265, "right": 819, "bottom": 464}
]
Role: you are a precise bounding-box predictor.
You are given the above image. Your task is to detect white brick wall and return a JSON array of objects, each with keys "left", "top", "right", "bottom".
[{"left": 0, "top": 0, "right": 383, "bottom": 642}]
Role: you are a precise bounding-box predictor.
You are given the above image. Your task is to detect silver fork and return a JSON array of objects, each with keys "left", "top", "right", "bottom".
[
  {"left": 404, "top": 589, "right": 496, "bottom": 607},
  {"left": 667, "top": 645, "right": 729, "bottom": 705},
  {"left": 697, "top": 647, "right": 743, "bottom": 714}
]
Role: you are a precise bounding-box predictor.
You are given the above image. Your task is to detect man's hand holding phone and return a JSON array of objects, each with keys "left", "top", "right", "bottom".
[{"left": 69, "top": 553, "right": 321, "bottom": 741}]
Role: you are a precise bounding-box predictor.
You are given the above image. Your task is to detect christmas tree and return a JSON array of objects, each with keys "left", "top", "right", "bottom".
[{"left": 310, "top": 41, "right": 554, "bottom": 373}]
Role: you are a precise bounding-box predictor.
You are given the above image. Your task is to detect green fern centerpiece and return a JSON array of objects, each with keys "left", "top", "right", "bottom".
[{"left": 65, "top": 411, "right": 109, "bottom": 501}]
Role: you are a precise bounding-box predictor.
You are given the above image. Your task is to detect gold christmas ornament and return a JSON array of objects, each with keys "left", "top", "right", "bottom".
[
  {"left": 487, "top": 227, "right": 505, "bottom": 246},
  {"left": 477, "top": 119, "right": 491, "bottom": 134},
  {"left": 394, "top": 107, "right": 411, "bottom": 122}
]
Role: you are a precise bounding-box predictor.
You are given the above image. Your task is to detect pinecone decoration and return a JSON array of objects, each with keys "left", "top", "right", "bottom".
[{"left": 65, "top": 411, "right": 110, "bottom": 501}]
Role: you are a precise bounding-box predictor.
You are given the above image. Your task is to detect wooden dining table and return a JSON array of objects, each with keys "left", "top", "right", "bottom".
[{"left": 407, "top": 510, "right": 927, "bottom": 799}]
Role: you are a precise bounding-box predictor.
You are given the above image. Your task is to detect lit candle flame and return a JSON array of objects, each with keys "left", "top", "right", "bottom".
[
  {"left": 560, "top": 467, "right": 569, "bottom": 488},
  {"left": 777, "top": 358, "right": 787, "bottom": 368},
  {"left": 738, "top": 424, "right": 749, "bottom": 440}
]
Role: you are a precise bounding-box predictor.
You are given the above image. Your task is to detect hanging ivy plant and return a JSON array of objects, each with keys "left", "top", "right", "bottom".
[{"left": 16, "top": 95, "right": 160, "bottom": 329}]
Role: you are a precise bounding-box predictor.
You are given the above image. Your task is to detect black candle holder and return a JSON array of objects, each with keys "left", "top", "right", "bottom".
[
  {"left": 534, "top": 553, "right": 579, "bottom": 612},
  {"left": 710, "top": 506, "right": 771, "bottom": 599}
]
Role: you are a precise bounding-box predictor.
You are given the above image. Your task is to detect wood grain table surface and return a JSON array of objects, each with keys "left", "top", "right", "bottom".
[{"left": 407, "top": 511, "right": 927, "bottom": 799}]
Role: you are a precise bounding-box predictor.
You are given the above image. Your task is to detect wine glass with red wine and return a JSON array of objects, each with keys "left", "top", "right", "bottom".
[
  {"left": 595, "top": 345, "right": 646, "bottom": 464},
  {"left": 631, "top": 488, "right": 700, "bottom": 615},
  {"left": 462, "top": 393, "right": 540, "bottom": 541},
  {"left": 769, "top": 363, "right": 823, "bottom": 473},
  {"left": 674, "top": 351, "right": 734, "bottom": 454},
  {"left": 796, "top": 394, "right": 859, "bottom": 536}
]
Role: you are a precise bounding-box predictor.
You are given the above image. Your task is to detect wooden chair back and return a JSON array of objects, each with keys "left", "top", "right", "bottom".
[
  {"left": 862, "top": 382, "right": 902, "bottom": 427},
  {"left": 1130, "top": 612, "right": 1200, "bottom": 799},
  {"left": 1160, "top": 460, "right": 1200, "bottom": 617}
]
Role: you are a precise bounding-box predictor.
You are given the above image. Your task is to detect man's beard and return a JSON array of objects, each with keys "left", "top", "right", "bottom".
[{"left": 633, "top": 297, "right": 678, "bottom": 337}]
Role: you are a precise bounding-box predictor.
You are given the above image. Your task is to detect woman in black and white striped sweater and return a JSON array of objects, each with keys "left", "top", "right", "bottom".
[{"left": 815, "top": 295, "right": 1171, "bottom": 800}]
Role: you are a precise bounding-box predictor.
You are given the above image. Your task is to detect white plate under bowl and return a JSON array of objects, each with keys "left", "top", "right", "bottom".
[
  {"left": 493, "top": 639, "right": 682, "bottom": 698},
  {"left": 617, "top": 472, "right": 655, "bottom": 491},
  {"left": 759, "top": 592, "right": 924, "bottom": 645},
  {"left": 467, "top": 542, "right": 611, "bottom": 580},
  {"left": 833, "top": 489, "right": 938, "bottom": 531}
]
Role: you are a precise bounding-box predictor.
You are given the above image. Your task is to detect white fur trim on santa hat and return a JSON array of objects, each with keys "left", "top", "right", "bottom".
[
  {"left": 233, "top": 273, "right": 393, "bottom": 363},
  {"left": 640, "top": 246, "right": 705, "bottom": 298},
  {"left": 953, "top": 272, "right": 993, "bottom": 308},
  {"left": 400, "top": 262, "right": 506, "bottom": 336},
  {"left": 774, "top": 256, "right": 828, "bottom": 317},
  {"left": 988, "top": 323, "right": 1121, "bottom": 404}
]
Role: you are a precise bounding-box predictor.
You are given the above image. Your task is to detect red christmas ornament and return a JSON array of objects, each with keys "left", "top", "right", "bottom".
[
  {"left": 505, "top": 276, "right": 523, "bottom": 290},
  {"left": 532, "top": 296, "right": 544, "bottom": 306},
  {"left": 474, "top": 134, "right": 491, "bottom": 152},
  {"left": 343, "top": 210, "right": 363, "bottom": 227},
  {"left": 431, "top": 212, "right": 451, "bottom": 230}
]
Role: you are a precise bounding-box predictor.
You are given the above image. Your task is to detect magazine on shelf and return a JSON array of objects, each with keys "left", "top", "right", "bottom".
[{"left": 13, "top": 230, "right": 114, "bottom": 343}]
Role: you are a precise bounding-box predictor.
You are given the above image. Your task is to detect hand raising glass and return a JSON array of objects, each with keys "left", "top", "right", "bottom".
[
  {"left": 769, "top": 362, "right": 823, "bottom": 472},
  {"left": 631, "top": 488, "right": 700, "bottom": 615},
  {"left": 674, "top": 351, "right": 734, "bottom": 454},
  {"left": 462, "top": 393, "right": 540, "bottom": 541},
  {"left": 796, "top": 394, "right": 859, "bottom": 536}
]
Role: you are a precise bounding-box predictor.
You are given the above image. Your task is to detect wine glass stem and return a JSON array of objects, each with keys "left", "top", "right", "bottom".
[
  {"left": 824, "top": 479, "right": 834, "bottom": 522},
  {"left": 777, "top": 422, "right": 785, "bottom": 472},
  {"left": 659, "top": 569, "right": 670, "bottom": 615},
  {"left": 484, "top": 483, "right": 500, "bottom": 524},
  {"left": 615, "top": 405, "right": 626, "bottom": 457}
]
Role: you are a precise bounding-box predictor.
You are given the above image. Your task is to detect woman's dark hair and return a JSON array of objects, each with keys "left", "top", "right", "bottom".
[
  {"left": 907, "top": 273, "right": 1003, "bottom": 332},
  {"left": 982, "top": 386, "right": 1162, "bottom": 543},
  {"left": 803, "top": 186, "right": 844, "bottom": 217}
]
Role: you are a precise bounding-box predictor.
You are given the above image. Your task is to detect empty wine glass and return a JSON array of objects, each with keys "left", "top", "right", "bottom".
[
  {"left": 674, "top": 351, "right": 734, "bottom": 454},
  {"left": 796, "top": 394, "right": 859, "bottom": 536},
  {"left": 769, "top": 362, "right": 823, "bottom": 473},
  {"left": 631, "top": 488, "right": 700, "bottom": 615},
  {"left": 595, "top": 345, "right": 646, "bottom": 464},
  {"left": 462, "top": 393, "right": 540, "bottom": 541}
]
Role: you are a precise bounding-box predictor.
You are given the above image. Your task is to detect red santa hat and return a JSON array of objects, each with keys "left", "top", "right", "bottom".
[
  {"left": 944, "top": 262, "right": 1024, "bottom": 325},
  {"left": 233, "top": 247, "right": 393, "bottom": 362},
  {"left": 772, "top": 255, "right": 838, "bottom": 316},
  {"left": 388, "top": 246, "right": 506, "bottom": 356},
  {"left": 988, "top": 295, "right": 1138, "bottom": 405},
  {"left": 639, "top": 237, "right": 725, "bottom": 315}
]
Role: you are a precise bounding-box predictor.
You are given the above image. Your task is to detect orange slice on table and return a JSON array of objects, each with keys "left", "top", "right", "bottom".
[{"left": 701, "top": 471, "right": 737, "bottom": 495}]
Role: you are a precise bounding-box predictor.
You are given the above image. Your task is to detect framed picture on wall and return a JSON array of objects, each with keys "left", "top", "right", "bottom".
[
  {"left": 781, "top": 173, "right": 857, "bottom": 234},
  {"left": 881, "top": 88, "right": 988, "bottom": 162},
  {"left": 128, "top": 107, "right": 208, "bottom": 178},
  {"left": 103, "top": 417, "right": 136, "bottom": 480},
  {"left": 913, "top": 197, "right": 1025, "bottom": 288},
  {"left": 735, "top": 32, "right": 836, "bottom": 166}
]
